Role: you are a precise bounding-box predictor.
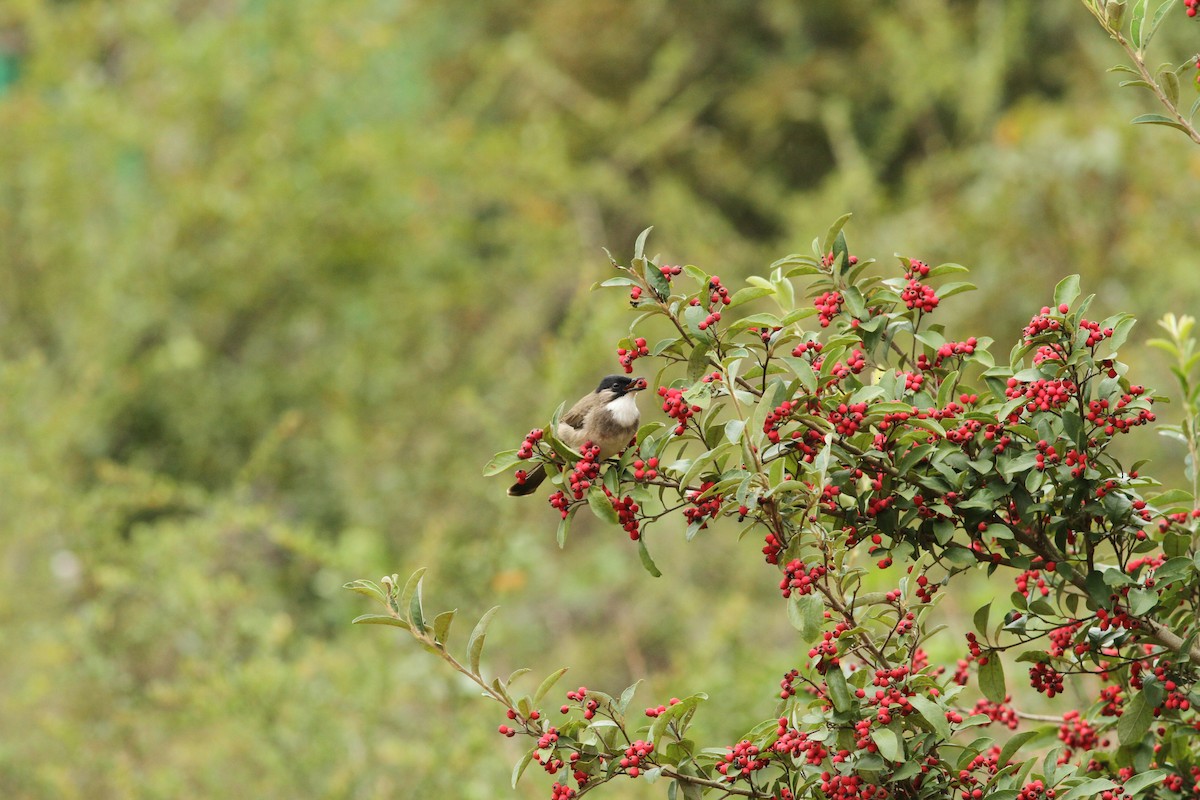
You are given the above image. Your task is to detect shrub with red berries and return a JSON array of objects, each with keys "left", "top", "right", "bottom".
[{"left": 361, "top": 194, "right": 1200, "bottom": 798}]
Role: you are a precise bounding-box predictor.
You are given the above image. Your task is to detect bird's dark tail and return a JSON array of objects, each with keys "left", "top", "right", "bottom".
[{"left": 508, "top": 463, "right": 547, "bottom": 496}]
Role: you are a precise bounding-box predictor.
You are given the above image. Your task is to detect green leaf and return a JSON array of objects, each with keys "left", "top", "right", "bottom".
[
  {"left": 1126, "top": 587, "right": 1158, "bottom": 616},
  {"left": 432, "top": 609, "right": 456, "bottom": 645},
  {"left": 872, "top": 726, "right": 903, "bottom": 763},
  {"left": 1060, "top": 778, "right": 1118, "bottom": 800},
  {"left": 343, "top": 579, "right": 385, "bottom": 602},
  {"left": 534, "top": 667, "right": 569, "bottom": 706},
  {"left": 638, "top": 536, "right": 662, "bottom": 577},
  {"left": 511, "top": 748, "right": 536, "bottom": 789},
  {"left": 728, "top": 286, "right": 773, "bottom": 308},
  {"left": 788, "top": 593, "right": 825, "bottom": 643},
  {"left": 483, "top": 450, "right": 523, "bottom": 476},
  {"left": 998, "top": 728, "right": 1044, "bottom": 767},
  {"left": 979, "top": 654, "right": 1007, "bottom": 704},
  {"left": 973, "top": 602, "right": 992, "bottom": 636},
  {"left": 634, "top": 226, "right": 653, "bottom": 261},
  {"left": 351, "top": 613, "right": 410, "bottom": 629},
  {"left": 1053, "top": 275, "right": 1080, "bottom": 310},
  {"left": 909, "top": 694, "right": 953, "bottom": 741},
  {"left": 467, "top": 606, "right": 501, "bottom": 674},
  {"left": 1131, "top": 113, "right": 1191, "bottom": 133},
  {"left": 587, "top": 485, "right": 620, "bottom": 525},
  {"left": 1122, "top": 769, "right": 1169, "bottom": 796},
  {"left": 597, "top": 276, "right": 639, "bottom": 288},
  {"left": 822, "top": 212, "right": 854, "bottom": 257},
  {"left": 400, "top": 568, "right": 427, "bottom": 632},
  {"left": 825, "top": 667, "right": 853, "bottom": 712},
  {"left": 556, "top": 510, "right": 570, "bottom": 548},
  {"left": 1130, "top": 0, "right": 1146, "bottom": 48},
  {"left": 1146, "top": 0, "right": 1177, "bottom": 49},
  {"left": 1118, "top": 690, "right": 1153, "bottom": 744}
]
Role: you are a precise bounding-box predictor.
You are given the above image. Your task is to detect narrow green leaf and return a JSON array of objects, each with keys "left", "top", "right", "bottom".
[
  {"left": 1118, "top": 690, "right": 1153, "bottom": 744},
  {"left": 1146, "top": 0, "right": 1177, "bottom": 48},
  {"left": 1130, "top": 0, "right": 1146, "bottom": 48},
  {"left": 979, "top": 654, "right": 1007, "bottom": 704},
  {"left": 728, "top": 286, "right": 773, "bottom": 308},
  {"left": 1123, "top": 769, "right": 1169, "bottom": 796},
  {"left": 534, "top": 667, "right": 569, "bottom": 706},
  {"left": 822, "top": 212, "right": 854, "bottom": 257},
  {"left": 512, "top": 749, "right": 536, "bottom": 789},
  {"left": 1131, "top": 113, "right": 1191, "bottom": 133},
  {"left": 998, "top": 728, "right": 1043, "bottom": 767},
  {"left": 638, "top": 536, "right": 662, "bottom": 577},
  {"left": 825, "top": 667, "right": 853, "bottom": 712},
  {"left": 634, "top": 226, "right": 653, "bottom": 261},
  {"left": 468, "top": 606, "right": 501, "bottom": 675},
  {"left": 619, "top": 679, "right": 643, "bottom": 713},
  {"left": 1060, "top": 778, "right": 1118, "bottom": 800},
  {"left": 483, "top": 450, "right": 524, "bottom": 477},
  {"left": 909, "top": 694, "right": 953, "bottom": 740},
  {"left": 557, "top": 509, "right": 572, "bottom": 548},
  {"left": 351, "top": 613, "right": 411, "bottom": 629},
  {"left": 343, "top": 579, "right": 385, "bottom": 602}
]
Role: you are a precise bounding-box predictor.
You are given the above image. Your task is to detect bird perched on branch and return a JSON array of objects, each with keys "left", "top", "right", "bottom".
[{"left": 508, "top": 374, "right": 647, "bottom": 496}]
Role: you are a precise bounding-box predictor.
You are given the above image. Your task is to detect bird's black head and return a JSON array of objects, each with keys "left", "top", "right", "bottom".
[{"left": 596, "top": 375, "right": 648, "bottom": 395}]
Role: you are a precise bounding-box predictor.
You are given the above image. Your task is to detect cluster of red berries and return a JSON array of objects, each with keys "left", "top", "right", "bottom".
[
  {"left": 1029, "top": 662, "right": 1064, "bottom": 697},
  {"left": 1057, "top": 709, "right": 1100, "bottom": 756},
  {"left": 779, "top": 667, "right": 801, "bottom": 699},
  {"left": 658, "top": 385, "right": 700, "bottom": 435},
  {"left": 1023, "top": 304, "right": 1070, "bottom": 341},
  {"left": 563, "top": 442, "right": 601, "bottom": 499},
  {"left": 1016, "top": 780, "right": 1048, "bottom": 800},
  {"left": 617, "top": 337, "right": 649, "bottom": 373},
  {"left": 972, "top": 697, "right": 1019, "bottom": 730},
  {"left": 780, "top": 558, "right": 827, "bottom": 598},
  {"left": 715, "top": 740, "right": 767, "bottom": 783},
  {"left": 550, "top": 782, "right": 576, "bottom": 800},
  {"left": 827, "top": 401, "right": 869, "bottom": 436},
  {"left": 1015, "top": 569, "right": 1050, "bottom": 598},
  {"left": 1079, "top": 317, "right": 1114, "bottom": 348},
  {"left": 1186, "top": 0, "right": 1197, "bottom": 17},
  {"left": 605, "top": 489, "right": 641, "bottom": 539},
  {"left": 818, "top": 773, "right": 888, "bottom": 800},
  {"left": 762, "top": 530, "right": 783, "bottom": 564},
  {"left": 620, "top": 740, "right": 653, "bottom": 778},
  {"left": 792, "top": 339, "right": 824, "bottom": 359},
  {"left": 631, "top": 456, "right": 659, "bottom": 481},
  {"left": 916, "top": 337, "right": 978, "bottom": 370},
  {"left": 763, "top": 399, "right": 799, "bottom": 443},
  {"left": 901, "top": 279, "right": 939, "bottom": 313},
  {"left": 561, "top": 686, "right": 601, "bottom": 720},
  {"left": 1005, "top": 376, "right": 1077, "bottom": 413},
  {"left": 822, "top": 251, "right": 860, "bottom": 268},
  {"left": 683, "top": 481, "right": 722, "bottom": 528},
  {"left": 807, "top": 622, "right": 849, "bottom": 672},
  {"left": 826, "top": 348, "right": 866, "bottom": 381},
  {"left": 643, "top": 697, "right": 681, "bottom": 717},
  {"left": 773, "top": 720, "right": 828, "bottom": 764},
  {"left": 659, "top": 264, "right": 683, "bottom": 281},
  {"left": 814, "top": 291, "right": 844, "bottom": 327},
  {"left": 517, "top": 428, "right": 544, "bottom": 460}
]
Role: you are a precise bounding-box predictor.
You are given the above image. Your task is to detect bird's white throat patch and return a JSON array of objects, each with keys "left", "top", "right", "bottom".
[{"left": 606, "top": 393, "right": 640, "bottom": 426}]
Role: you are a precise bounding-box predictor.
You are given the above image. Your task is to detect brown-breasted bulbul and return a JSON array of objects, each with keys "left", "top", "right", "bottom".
[{"left": 508, "top": 375, "right": 647, "bottom": 496}]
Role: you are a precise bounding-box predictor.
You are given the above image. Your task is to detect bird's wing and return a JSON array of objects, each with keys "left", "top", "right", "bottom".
[{"left": 559, "top": 395, "right": 591, "bottom": 430}]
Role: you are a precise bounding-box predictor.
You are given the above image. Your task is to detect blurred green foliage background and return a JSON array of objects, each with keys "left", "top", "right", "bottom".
[{"left": 0, "top": 1, "right": 1197, "bottom": 797}]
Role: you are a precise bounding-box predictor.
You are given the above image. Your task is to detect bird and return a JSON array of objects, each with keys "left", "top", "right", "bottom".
[{"left": 508, "top": 374, "right": 648, "bottom": 496}]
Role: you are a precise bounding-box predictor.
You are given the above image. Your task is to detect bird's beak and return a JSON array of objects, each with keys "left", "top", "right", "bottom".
[{"left": 630, "top": 377, "right": 648, "bottom": 392}]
